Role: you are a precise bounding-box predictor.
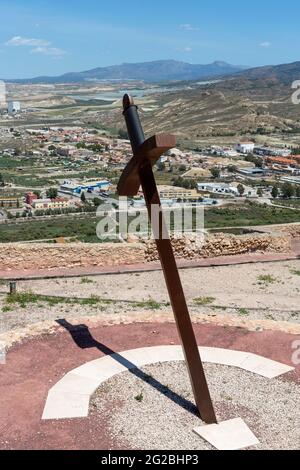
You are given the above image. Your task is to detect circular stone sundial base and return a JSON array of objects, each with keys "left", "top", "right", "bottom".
[{"left": 90, "top": 361, "right": 299, "bottom": 450}]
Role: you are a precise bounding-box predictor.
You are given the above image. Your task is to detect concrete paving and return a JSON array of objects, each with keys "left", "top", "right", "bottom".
[
  {"left": 194, "top": 418, "right": 259, "bottom": 450},
  {"left": 42, "top": 345, "right": 294, "bottom": 420}
]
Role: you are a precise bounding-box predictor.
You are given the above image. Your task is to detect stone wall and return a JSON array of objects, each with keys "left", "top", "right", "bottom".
[
  {"left": 281, "top": 224, "right": 300, "bottom": 239},
  {"left": 0, "top": 243, "right": 146, "bottom": 272},
  {"left": 144, "top": 232, "right": 291, "bottom": 262},
  {"left": 0, "top": 229, "right": 293, "bottom": 272}
]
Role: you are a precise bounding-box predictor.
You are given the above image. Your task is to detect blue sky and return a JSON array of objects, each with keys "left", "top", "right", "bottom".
[{"left": 0, "top": 0, "right": 299, "bottom": 78}]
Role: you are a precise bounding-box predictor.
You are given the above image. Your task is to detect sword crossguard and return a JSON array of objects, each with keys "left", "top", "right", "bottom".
[
  {"left": 117, "top": 94, "right": 176, "bottom": 196},
  {"left": 117, "top": 133, "right": 176, "bottom": 196}
]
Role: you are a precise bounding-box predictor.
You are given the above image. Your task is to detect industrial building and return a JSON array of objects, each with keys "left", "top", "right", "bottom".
[
  {"left": 254, "top": 146, "right": 291, "bottom": 157},
  {"left": 237, "top": 167, "right": 268, "bottom": 177},
  {"left": 280, "top": 176, "right": 300, "bottom": 185},
  {"left": 197, "top": 182, "right": 239, "bottom": 196},
  {"left": 60, "top": 180, "right": 110, "bottom": 195}
]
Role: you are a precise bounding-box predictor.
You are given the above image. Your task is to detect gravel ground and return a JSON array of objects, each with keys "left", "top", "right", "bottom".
[
  {"left": 14, "top": 260, "right": 300, "bottom": 310},
  {"left": 90, "top": 361, "right": 300, "bottom": 450},
  {"left": 0, "top": 260, "right": 299, "bottom": 334},
  {"left": 0, "top": 299, "right": 299, "bottom": 336}
]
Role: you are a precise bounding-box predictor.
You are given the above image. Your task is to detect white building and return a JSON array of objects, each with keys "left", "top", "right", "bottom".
[
  {"left": 280, "top": 176, "right": 300, "bottom": 186},
  {"left": 197, "top": 182, "right": 238, "bottom": 196},
  {"left": 0, "top": 81, "right": 6, "bottom": 110},
  {"left": 235, "top": 141, "right": 255, "bottom": 154},
  {"left": 8, "top": 101, "right": 21, "bottom": 114}
]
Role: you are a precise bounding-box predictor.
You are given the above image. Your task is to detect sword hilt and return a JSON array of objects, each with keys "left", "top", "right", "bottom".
[{"left": 123, "top": 94, "right": 145, "bottom": 154}]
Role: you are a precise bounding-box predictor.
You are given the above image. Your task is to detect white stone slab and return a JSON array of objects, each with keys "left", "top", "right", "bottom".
[
  {"left": 199, "top": 347, "right": 250, "bottom": 368},
  {"left": 42, "top": 389, "right": 90, "bottom": 420},
  {"left": 252, "top": 361, "right": 294, "bottom": 379},
  {"left": 194, "top": 418, "right": 259, "bottom": 450},
  {"left": 72, "top": 356, "right": 127, "bottom": 380},
  {"left": 239, "top": 353, "right": 294, "bottom": 378},
  {"left": 51, "top": 373, "right": 100, "bottom": 395},
  {"left": 42, "top": 345, "right": 294, "bottom": 420}
]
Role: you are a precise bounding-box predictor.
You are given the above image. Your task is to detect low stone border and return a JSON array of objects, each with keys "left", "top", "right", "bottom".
[{"left": 42, "top": 345, "right": 294, "bottom": 420}]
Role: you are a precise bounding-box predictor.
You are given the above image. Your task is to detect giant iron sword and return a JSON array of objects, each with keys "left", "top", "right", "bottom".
[{"left": 117, "top": 94, "right": 216, "bottom": 424}]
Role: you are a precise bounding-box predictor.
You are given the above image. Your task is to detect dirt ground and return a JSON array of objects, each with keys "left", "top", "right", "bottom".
[
  {"left": 15, "top": 260, "right": 300, "bottom": 309},
  {"left": 0, "top": 260, "right": 299, "bottom": 337}
]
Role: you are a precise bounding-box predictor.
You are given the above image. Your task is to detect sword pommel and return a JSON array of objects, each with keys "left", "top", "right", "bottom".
[
  {"left": 123, "top": 93, "right": 135, "bottom": 112},
  {"left": 122, "top": 94, "right": 145, "bottom": 154}
]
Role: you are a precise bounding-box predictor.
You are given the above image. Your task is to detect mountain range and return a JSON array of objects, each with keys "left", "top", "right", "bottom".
[
  {"left": 101, "top": 60, "right": 300, "bottom": 138},
  {"left": 6, "top": 60, "right": 247, "bottom": 83}
]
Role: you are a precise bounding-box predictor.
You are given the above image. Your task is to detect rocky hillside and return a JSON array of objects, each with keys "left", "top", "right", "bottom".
[{"left": 103, "top": 62, "right": 300, "bottom": 138}]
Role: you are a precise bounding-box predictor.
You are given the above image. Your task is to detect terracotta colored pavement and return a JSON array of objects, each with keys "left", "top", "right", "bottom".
[
  {"left": 0, "top": 248, "right": 299, "bottom": 281},
  {"left": 0, "top": 321, "right": 299, "bottom": 450}
]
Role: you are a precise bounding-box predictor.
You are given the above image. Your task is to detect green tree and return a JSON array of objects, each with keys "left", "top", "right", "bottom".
[
  {"left": 257, "top": 188, "right": 263, "bottom": 197},
  {"left": 271, "top": 185, "right": 279, "bottom": 199},
  {"left": 46, "top": 188, "right": 58, "bottom": 199},
  {"left": 245, "top": 154, "right": 263, "bottom": 168},
  {"left": 76, "top": 141, "right": 87, "bottom": 149},
  {"left": 93, "top": 197, "right": 102, "bottom": 207},
  {"left": 237, "top": 184, "right": 245, "bottom": 197},
  {"left": 118, "top": 129, "right": 129, "bottom": 140},
  {"left": 0, "top": 173, "right": 4, "bottom": 187},
  {"left": 227, "top": 165, "right": 237, "bottom": 173},
  {"left": 282, "top": 182, "right": 295, "bottom": 199},
  {"left": 81, "top": 192, "right": 86, "bottom": 203},
  {"left": 295, "top": 186, "right": 300, "bottom": 198},
  {"left": 157, "top": 162, "right": 166, "bottom": 172},
  {"left": 33, "top": 190, "right": 41, "bottom": 198},
  {"left": 210, "top": 167, "right": 220, "bottom": 179}
]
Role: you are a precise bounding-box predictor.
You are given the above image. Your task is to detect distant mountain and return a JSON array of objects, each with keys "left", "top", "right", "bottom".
[
  {"left": 6, "top": 60, "right": 247, "bottom": 84},
  {"left": 102, "top": 60, "right": 300, "bottom": 138},
  {"left": 231, "top": 60, "right": 300, "bottom": 85}
]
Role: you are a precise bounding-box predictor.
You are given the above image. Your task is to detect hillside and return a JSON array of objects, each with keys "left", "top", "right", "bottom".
[{"left": 101, "top": 61, "right": 300, "bottom": 139}]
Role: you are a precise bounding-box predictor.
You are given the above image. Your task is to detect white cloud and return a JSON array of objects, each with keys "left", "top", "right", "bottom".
[
  {"left": 179, "top": 24, "right": 200, "bottom": 31},
  {"left": 5, "top": 36, "right": 66, "bottom": 59},
  {"left": 5, "top": 36, "right": 50, "bottom": 47},
  {"left": 260, "top": 41, "right": 272, "bottom": 48},
  {"left": 176, "top": 46, "right": 193, "bottom": 53},
  {"left": 31, "top": 46, "right": 66, "bottom": 58}
]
